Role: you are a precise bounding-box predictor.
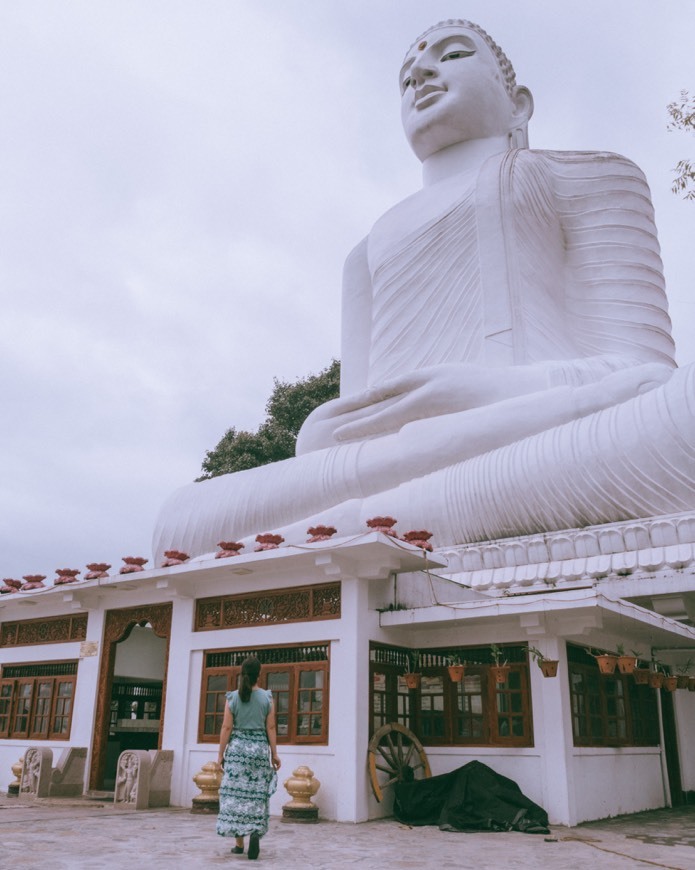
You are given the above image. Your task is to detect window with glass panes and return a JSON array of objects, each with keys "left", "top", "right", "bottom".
[
  {"left": 199, "top": 645, "right": 329, "bottom": 744},
  {"left": 567, "top": 645, "right": 659, "bottom": 747},
  {"left": 369, "top": 644, "right": 532, "bottom": 747},
  {"left": 0, "top": 661, "right": 77, "bottom": 740},
  {"left": 370, "top": 648, "right": 413, "bottom": 733}
]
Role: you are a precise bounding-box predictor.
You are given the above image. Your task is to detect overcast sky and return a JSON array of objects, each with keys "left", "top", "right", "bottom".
[{"left": 1, "top": 0, "right": 693, "bottom": 582}]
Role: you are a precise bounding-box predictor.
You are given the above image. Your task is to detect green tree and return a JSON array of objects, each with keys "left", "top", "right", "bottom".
[
  {"left": 667, "top": 90, "right": 695, "bottom": 200},
  {"left": 198, "top": 359, "right": 340, "bottom": 479}
]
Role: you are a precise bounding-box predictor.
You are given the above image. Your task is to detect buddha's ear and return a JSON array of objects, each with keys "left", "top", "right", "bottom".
[
  {"left": 509, "top": 86, "right": 534, "bottom": 149},
  {"left": 511, "top": 86, "right": 534, "bottom": 126}
]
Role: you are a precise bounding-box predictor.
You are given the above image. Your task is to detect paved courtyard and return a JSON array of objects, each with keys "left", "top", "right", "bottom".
[{"left": 1, "top": 796, "right": 694, "bottom": 869}]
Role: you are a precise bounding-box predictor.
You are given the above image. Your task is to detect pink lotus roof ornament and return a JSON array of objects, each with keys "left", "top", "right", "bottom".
[
  {"left": 161, "top": 550, "right": 190, "bottom": 567},
  {"left": 21, "top": 574, "right": 47, "bottom": 590},
  {"left": 216, "top": 541, "right": 245, "bottom": 559},
  {"left": 120, "top": 556, "right": 148, "bottom": 575},
  {"left": 254, "top": 533, "right": 285, "bottom": 552},
  {"left": 401, "top": 530, "right": 434, "bottom": 552},
  {"left": 366, "top": 516, "right": 398, "bottom": 536},
  {"left": 306, "top": 525, "right": 337, "bottom": 543},
  {"left": 54, "top": 569, "right": 81, "bottom": 585},
  {"left": 1, "top": 578, "right": 22, "bottom": 594},
  {"left": 85, "top": 563, "right": 111, "bottom": 579}
]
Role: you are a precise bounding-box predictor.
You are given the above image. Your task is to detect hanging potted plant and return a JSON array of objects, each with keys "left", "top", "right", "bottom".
[
  {"left": 616, "top": 644, "right": 638, "bottom": 675},
  {"left": 593, "top": 649, "right": 619, "bottom": 675},
  {"left": 527, "top": 646, "right": 559, "bottom": 678},
  {"left": 648, "top": 667, "right": 665, "bottom": 689},
  {"left": 490, "top": 645, "right": 510, "bottom": 684},
  {"left": 664, "top": 674, "right": 678, "bottom": 692},
  {"left": 675, "top": 660, "right": 693, "bottom": 690},
  {"left": 404, "top": 650, "right": 421, "bottom": 689},
  {"left": 633, "top": 661, "right": 651, "bottom": 685},
  {"left": 447, "top": 653, "right": 466, "bottom": 683}
]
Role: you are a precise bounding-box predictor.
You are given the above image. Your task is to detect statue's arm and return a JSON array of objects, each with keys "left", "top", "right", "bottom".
[
  {"left": 547, "top": 150, "right": 676, "bottom": 384},
  {"left": 295, "top": 237, "right": 372, "bottom": 454},
  {"left": 339, "top": 237, "right": 372, "bottom": 395}
]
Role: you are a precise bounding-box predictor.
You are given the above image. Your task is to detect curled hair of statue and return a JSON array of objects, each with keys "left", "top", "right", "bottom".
[
  {"left": 405, "top": 19, "right": 517, "bottom": 97},
  {"left": 239, "top": 655, "right": 261, "bottom": 702}
]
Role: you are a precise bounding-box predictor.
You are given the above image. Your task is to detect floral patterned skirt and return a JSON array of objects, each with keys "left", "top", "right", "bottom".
[{"left": 216, "top": 729, "right": 278, "bottom": 838}]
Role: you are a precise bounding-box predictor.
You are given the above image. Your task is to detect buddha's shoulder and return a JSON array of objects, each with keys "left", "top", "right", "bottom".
[{"left": 518, "top": 148, "right": 647, "bottom": 182}]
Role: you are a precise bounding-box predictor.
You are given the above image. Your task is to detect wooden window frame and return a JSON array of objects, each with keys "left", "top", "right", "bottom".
[
  {"left": 0, "top": 662, "right": 78, "bottom": 741},
  {"left": 198, "top": 644, "right": 330, "bottom": 745},
  {"left": 568, "top": 645, "right": 659, "bottom": 747},
  {"left": 369, "top": 643, "right": 533, "bottom": 748}
]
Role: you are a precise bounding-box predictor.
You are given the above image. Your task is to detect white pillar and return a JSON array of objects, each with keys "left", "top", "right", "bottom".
[
  {"left": 75, "top": 608, "right": 106, "bottom": 789},
  {"left": 531, "top": 637, "right": 577, "bottom": 825},
  {"left": 161, "top": 595, "right": 195, "bottom": 805},
  {"left": 332, "top": 574, "right": 372, "bottom": 822}
]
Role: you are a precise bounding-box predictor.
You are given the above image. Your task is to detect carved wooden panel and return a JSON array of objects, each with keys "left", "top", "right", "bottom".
[
  {"left": 0, "top": 614, "right": 88, "bottom": 648},
  {"left": 89, "top": 603, "right": 172, "bottom": 791},
  {"left": 194, "top": 583, "right": 341, "bottom": 632}
]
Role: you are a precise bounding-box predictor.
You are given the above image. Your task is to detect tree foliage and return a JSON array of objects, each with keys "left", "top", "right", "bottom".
[
  {"left": 667, "top": 90, "right": 695, "bottom": 200},
  {"left": 197, "top": 360, "right": 340, "bottom": 480}
]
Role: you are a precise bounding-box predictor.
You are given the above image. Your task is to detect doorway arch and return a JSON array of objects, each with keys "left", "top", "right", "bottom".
[{"left": 89, "top": 602, "right": 172, "bottom": 791}]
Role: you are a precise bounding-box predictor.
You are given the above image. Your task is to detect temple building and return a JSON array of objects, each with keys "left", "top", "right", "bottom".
[{"left": 1, "top": 514, "right": 694, "bottom": 825}]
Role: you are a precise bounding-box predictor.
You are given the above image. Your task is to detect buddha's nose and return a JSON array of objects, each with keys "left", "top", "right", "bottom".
[{"left": 409, "top": 58, "right": 437, "bottom": 87}]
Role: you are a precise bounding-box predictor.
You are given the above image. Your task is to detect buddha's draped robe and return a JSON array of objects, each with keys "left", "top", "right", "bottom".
[{"left": 153, "top": 150, "right": 693, "bottom": 562}]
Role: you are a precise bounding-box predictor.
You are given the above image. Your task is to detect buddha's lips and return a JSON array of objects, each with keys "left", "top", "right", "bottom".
[{"left": 414, "top": 85, "right": 446, "bottom": 108}]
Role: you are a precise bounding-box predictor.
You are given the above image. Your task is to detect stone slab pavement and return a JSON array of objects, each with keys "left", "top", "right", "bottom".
[{"left": 1, "top": 796, "right": 694, "bottom": 869}]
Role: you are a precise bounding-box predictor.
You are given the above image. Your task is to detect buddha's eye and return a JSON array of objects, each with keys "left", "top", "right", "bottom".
[
  {"left": 401, "top": 76, "right": 413, "bottom": 93},
  {"left": 441, "top": 49, "right": 475, "bottom": 62}
]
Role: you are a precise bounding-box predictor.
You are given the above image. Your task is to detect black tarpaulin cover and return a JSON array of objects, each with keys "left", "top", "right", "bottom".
[{"left": 393, "top": 760, "right": 550, "bottom": 834}]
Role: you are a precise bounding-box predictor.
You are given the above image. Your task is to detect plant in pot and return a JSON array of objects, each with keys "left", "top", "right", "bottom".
[
  {"left": 447, "top": 653, "right": 466, "bottom": 683},
  {"left": 616, "top": 644, "right": 638, "bottom": 675},
  {"left": 527, "top": 646, "right": 559, "bottom": 678},
  {"left": 404, "top": 650, "right": 421, "bottom": 689},
  {"left": 593, "top": 649, "right": 619, "bottom": 675},
  {"left": 632, "top": 655, "right": 650, "bottom": 685},
  {"left": 648, "top": 665, "right": 665, "bottom": 689},
  {"left": 664, "top": 673, "right": 678, "bottom": 692},
  {"left": 676, "top": 660, "right": 693, "bottom": 690},
  {"left": 490, "top": 645, "right": 510, "bottom": 684}
]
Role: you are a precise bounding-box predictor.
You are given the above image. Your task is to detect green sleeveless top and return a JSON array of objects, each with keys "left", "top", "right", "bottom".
[{"left": 227, "top": 688, "right": 272, "bottom": 730}]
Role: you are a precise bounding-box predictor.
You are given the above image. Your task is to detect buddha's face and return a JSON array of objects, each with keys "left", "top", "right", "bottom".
[{"left": 400, "top": 26, "right": 521, "bottom": 161}]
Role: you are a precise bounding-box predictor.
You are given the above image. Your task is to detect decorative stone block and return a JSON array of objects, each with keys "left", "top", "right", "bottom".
[
  {"left": 20, "top": 747, "right": 53, "bottom": 797},
  {"left": 50, "top": 747, "right": 87, "bottom": 797},
  {"left": 114, "top": 749, "right": 173, "bottom": 810},
  {"left": 148, "top": 749, "right": 174, "bottom": 807},
  {"left": 114, "top": 750, "right": 151, "bottom": 809}
]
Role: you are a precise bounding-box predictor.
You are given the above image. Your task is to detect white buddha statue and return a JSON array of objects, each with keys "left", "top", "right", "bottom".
[{"left": 153, "top": 19, "right": 695, "bottom": 562}]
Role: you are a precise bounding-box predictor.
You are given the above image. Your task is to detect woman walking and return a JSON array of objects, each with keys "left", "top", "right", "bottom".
[{"left": 216, "top": 656, "right": 281, "bottom": 859}]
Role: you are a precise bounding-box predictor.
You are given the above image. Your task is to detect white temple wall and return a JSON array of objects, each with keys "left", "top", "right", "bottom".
[
  {"left": 571, "top": 748, "right": 664, "bottom": 822},
  {"left": 673, "top": 689, "right": 695, "bottom": 791}
]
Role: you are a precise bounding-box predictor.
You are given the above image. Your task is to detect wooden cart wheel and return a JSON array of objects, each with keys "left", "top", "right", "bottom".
[{"left": 367, "top": 722, "right": 431, "bottom": 802}]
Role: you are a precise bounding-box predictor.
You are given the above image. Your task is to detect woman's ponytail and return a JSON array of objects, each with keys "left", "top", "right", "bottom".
[{"left": 239, "top": 656, "right": 261, "bottom": 702}]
